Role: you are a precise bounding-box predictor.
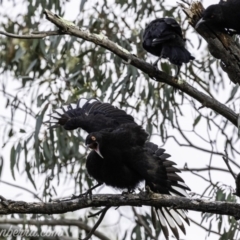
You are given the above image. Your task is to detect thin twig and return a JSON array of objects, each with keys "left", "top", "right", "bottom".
[
  {"left": 222, "top": 150, "right": 236, "bottom": 180},
  {"left": 189, "top": 217, "right": 221, "bottom": 236},
  {"left": 0, "top": 180, "right": 42, "bottom": 202},
  {"left": 81, "top": 206, "right": 110, "bottom": 240},
  {"left": 132, "top": 207, "right": 157, "bottom": 240},
  {"left": 179, "top": 166, "right": 230, "bottom": 173},
  {"left": 88, "top": 207, "right": 108, "bottom": 218},
  {"left": 0, "top": 30, "right": 62, "bottom": 39}
]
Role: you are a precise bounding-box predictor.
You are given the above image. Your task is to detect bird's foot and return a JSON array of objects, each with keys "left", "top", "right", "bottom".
[
  {"left": 139, "top": 186, "right": 154, "bottom": 200},
  {"left": 121, "top": 188, "right": 135, "bottom": 196}
]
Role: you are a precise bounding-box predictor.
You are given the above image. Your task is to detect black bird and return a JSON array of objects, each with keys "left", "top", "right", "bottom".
[
  {"left": 142, "top": 18, "right": 194, "bottom": 77},
  {"left": 48, "top": 98, "right": 191, "bottom": 240},
  {"left": 196, "top": 0, "right": 240, "bottom": 35}
]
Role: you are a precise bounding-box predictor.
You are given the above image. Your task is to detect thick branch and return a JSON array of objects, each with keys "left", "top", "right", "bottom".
[
  {"left": 43, "top": 9, "right": 239, "bottom": 127},
  {"left": 0, "top": 193, "right": 240, "bottom": 219},
  {"left": 0, "top": 9, "right": 238, "bottom": 127},
  {"left": 180, "top": 1, "right": 240, "bottom": 85}
]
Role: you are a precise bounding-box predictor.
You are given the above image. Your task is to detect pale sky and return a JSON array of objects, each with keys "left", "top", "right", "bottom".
[{"left": 0, "top": 0, "right": 237, "bottom": 239}]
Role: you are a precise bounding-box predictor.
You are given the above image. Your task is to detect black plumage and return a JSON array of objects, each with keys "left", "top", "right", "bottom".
[
  {"left": 196, "top": 0, "right": 240, "bottom": 35},
  {"left": 142, "top": 18, "right": 194, "bottom": 77},
  {"left": 48, "top": 98, "right": 191, "bottom": 240}
]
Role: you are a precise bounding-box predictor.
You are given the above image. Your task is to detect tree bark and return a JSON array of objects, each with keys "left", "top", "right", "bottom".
[
  {"left": 0, "top": 193, "right": 239, "bottom": 219},
  {"left": 180, "top": 1, "right": 240, "bottom": 85}
]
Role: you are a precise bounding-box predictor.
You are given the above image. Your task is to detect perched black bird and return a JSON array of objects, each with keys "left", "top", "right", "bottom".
[
  {"left": 196, "top": 0, "right": 240, "bottom": 35},
  {"left": 142, "top": 18, "right": 194, "bottom": 77},
  {"left": 48, "top": 98, "right": 191, "bottom": 240}
]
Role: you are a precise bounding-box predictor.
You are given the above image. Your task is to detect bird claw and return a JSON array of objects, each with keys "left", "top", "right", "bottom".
[{"left": 121, "top": 189, "right": 134, "bottom": 195}]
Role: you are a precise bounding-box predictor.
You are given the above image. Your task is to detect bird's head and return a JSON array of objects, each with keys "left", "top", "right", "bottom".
[
  {"left": 85, "top": 133, "right": 104, "bottom": 158},
  {"left": 196, "top": 5, "right": 223, "bottom": 29}
]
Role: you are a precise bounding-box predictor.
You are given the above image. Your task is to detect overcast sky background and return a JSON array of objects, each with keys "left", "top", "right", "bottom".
[{"left": 0, "top": 0, "right": 238, "bottom": 239}]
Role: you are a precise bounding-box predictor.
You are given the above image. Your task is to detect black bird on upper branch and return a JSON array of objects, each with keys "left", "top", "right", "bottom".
[
  {"left": 47, "top": 98, "right": 191, "bottom": 240},
  {"left": 142, "top": 18, "right": 194, "bottom": 77},
  {"left": 196, "top": 0, "right": 240, "bottom": 35}
]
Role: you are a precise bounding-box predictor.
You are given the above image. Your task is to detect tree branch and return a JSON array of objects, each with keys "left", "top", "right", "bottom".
[
  {"left": 189, "top": 217, "right": 221, "bottom": 236},
  {"left": 0, "top": 30, "right": 62, "bottom": 39},
  {"left": 0, "top": 193, "right": 239, "bottom": 219},
  {"left": 179, "top": 166, "right": 230, "bottom": 174},
  {"left": 180, "top": 1, "right": 240, "bottom": 85},
  {"left": 0, "top": 180, "right": 42, "bottom": 202},
  {"left": 0, "top": 9, "right": 238, "bottom": 127}
]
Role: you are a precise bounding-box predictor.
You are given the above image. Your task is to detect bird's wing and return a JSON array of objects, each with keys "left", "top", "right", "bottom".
[
  {"left": 138, "top": 141, "right": 190, "bottom": 196},
  {"left": 46, "top": 98, "right": 135, "bottom": 133},
  {"left": 128, "top": 141, "right": 190, "bottom": 240},
  {"left": 143, "top": 18, "right": 183, "bottom": 47}
]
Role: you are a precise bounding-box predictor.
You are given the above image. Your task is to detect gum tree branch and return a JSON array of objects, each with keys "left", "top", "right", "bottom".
[
  {"left": 0, "top": 180, "right": 42, "bottom": 202},
  {"left": 189, "top": 217, "right": 221, "bottom": 236},
  {"left": 0, "top": 9, "right": 238, "bottom": 127},
  {"left": 180, "top": 1, "right": 240, "bottom": 85},
  {"left": 0, "top": 30, "right": 62, "bottom": 39},
  {"left": 179, "top": 166, "right": 230, "bottom": 174},
  {"left": 0, "top": 193, "right": 240, "bottom": 219}
]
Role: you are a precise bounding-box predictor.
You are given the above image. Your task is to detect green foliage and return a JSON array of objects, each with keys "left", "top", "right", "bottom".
[{"left": 0, "top": 0, "right": 240, "bottom": 239}]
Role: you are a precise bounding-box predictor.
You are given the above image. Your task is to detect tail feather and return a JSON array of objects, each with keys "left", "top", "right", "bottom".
[
  {"left": 168, "top": 209, "right": 186, "bottom": 234},
  {"left": 160, "top": 208, "right": 179, "bottom": 239},
  {"left": 157, "top": 207, "right": 188, "bottom": 240},
  {"left": 170, "top": 185, "right": 189, "bottom": 197},
  {"left": 166, "top": 166, "right": 181, "bottom": 173},
  {"left": 174, "top": 181, "right": 190, "bottom": 189},
  {"left": 144, "top": 141, "right": 190, "bottom": 239},
  {"left": 176, "top": 209, "right": 190, "bottom": 225},
  {"left": 167, "top": 173, "right": 184, "bottom": 182},
  {"left": 168, "top": 47, "right": 194, "bottom": 65},
  {"left": 156, "top": 209, "right": 170, "bottom": 240},
  {"left": 163, "top": 160, "right": 177, "bottom": 167}
]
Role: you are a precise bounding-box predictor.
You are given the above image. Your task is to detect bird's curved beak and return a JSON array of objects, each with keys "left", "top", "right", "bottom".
[
  {"left": 95, "top": 147, "right": 104, "bottom": 159},
  {"left": 195, "top": 18, "right": 206, "bottom": 29},
  {"left": 86, "top": 142, "right": 104, "bottom": 159}
]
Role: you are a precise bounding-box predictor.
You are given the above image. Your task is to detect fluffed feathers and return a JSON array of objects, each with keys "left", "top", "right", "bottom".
[
  {"left": 48, "top": 98, "right": 191, "bottom": 240},
  {"left": 142, "top": 18, "right": 194, "bottom": 70},
  {"left": 196, "top": 0, "right": 240, "bottom": 35},
  {"left": 85, "top": 126, "right": 190, "bottom": 240}
]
